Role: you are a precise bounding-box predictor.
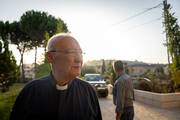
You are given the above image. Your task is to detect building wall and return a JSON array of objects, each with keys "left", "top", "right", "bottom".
[
  {"left": 23, "top": 64, "right": 35, "bottom": 81},
  {"left": 127, "top": 65, "right": 156, "bottom": 76}
]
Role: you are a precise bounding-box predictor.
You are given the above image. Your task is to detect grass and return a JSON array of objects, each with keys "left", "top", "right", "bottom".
[{"left": 0, "top": 83, "right": 25, "bottom": 120}]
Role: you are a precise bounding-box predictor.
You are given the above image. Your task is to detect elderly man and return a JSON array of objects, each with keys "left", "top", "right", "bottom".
[
  {"left": 113, "top": 60, "right": 134, "bottom": 120},
  {"left": 10, "top": 34, "right": 102, "bottom": 120}
]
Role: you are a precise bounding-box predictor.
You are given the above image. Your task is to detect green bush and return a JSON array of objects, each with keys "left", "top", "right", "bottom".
[
  {"left": 35, "top": 61, "right": 51, "bottom": 79},
  {"left": 135, "top": 80, "right": 152, "bottom": 92},
  {"left": 151, "top": 82, "right": 163, "bottom": 93},
  {"left": 0, "top": 40, "right": 20, "bottom": 92}
]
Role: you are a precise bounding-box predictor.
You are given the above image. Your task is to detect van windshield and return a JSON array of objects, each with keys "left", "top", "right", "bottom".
[{"left": 85, "top": 75, "right": 102, "bottom": 81}]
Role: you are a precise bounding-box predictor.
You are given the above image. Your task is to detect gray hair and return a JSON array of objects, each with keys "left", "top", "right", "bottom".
[
  {"left": 113, "top": 60, "right": 124, "bottom": 71},
  {"left": 47, "top": 33, "right": 74, "bottom": 51}
]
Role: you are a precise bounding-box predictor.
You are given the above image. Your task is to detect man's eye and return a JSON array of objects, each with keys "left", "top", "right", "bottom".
[
  {"left": 64, "top": 50, "right": 82, "bottom": 54},
  {"left": 68, "top": 51, "right": 74, "bottom": 54},
  {"left": 64, "top": 51, "right": 73, "bottom": 54}
]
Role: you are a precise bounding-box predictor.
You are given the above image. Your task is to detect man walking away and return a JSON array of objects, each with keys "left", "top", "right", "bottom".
[{"left": 113, "top": 60, "right": 134, "bottom": 120}]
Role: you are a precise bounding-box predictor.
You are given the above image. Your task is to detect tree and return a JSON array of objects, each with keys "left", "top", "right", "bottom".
[
  {"left": 0, "top": 21, "right": 19, "bottom": 92},
  {"left": 0, "top": 21, "right": 9, "bottom": 41},
  {"left": 43, "top": 15, "right": 58, "bottom": 54},
  {"left": 107, "top": 63, "right": 116, "bottom": 85},
  {"left": 9, "top": 21, "right": 32, "bottom": 82},
  {"left": 20, "top": 10, "right": 69, "bottom": 71},
  {"left": 101, "top": 59, "right": 106, "bottom": 74},
  {"left": 56, "top": 18, "right": 69, "bottom": 33},
  {"left": 43, "top": 17, "right": 69, "bottom": 54},
  {"left": 43, "top": 31, "right": 50, "bottom": 55},
  {"left": 163, "top": 1, "right": 180, "bottom": 90},
  {"left": 81, "top": 65, "right": 96, "bottom": 76},
  {"left": 20, "top": 10, "right": 49, "bottom": 71},
  {"left": 124, "top": 62, "right": 129, "bottom": 74}
]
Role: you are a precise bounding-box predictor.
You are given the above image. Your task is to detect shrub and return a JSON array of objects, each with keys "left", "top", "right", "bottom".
[
  {"left": 135, "top": 80, "right": 152, "bottom": 92},
  {"left": 35, "top": 62, "right": 51, "bottom": 79},
  {"left": 0, "top": 40, "right": 20, "bottom": 92}
]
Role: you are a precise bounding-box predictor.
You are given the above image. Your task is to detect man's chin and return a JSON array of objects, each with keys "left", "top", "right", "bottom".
[{"left": 72, "top": 72, "right": 81, "bottom": 77}]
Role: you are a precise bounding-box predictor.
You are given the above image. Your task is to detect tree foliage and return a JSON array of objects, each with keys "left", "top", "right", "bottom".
[
  {"left": 20, "top": 10, "right": 50, "bottom": 71},
  {"left": 107, "top": 63, "right": 116, "bottom": 85},
  {"left": 19, "top": 10, "right": 69, "bottom": 71},
  {"left": 0, "top": 21, "right": 20, "bottom": 92},
  {"left": 101, "top": 59, "right": 106, "bottom": 74},
  {"left": 80, "top": 65, "right": 96, "bottom": 76},
  {"left": 163, "top": 3, "right": 180, "bottom": 90},
  {"left": 20, "top": 10, "right": 49, "bottom": 46},
  {"left": 0, "top": 21, "right": 9, "bottom": 41},
  {"left": 0, "top": 10, "right": 69, "bottom": 87},
  {"left": 56, "top": 19, "right": 69, "bottom": 33},
  {"left": 9, "top": 21, "right": 32, "bottom": 82}
]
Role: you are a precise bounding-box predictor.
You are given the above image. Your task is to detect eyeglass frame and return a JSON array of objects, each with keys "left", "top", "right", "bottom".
[{"left": 48, "top": 49, "right": 85, "bottom": 55}]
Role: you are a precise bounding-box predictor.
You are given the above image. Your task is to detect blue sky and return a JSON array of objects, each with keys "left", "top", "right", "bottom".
[{"left": 0, "top": 0, "right": 180, "bottom": 64}]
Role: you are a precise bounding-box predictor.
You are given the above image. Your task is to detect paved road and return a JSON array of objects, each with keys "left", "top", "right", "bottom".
[{"left": 99, "top": 95, "right": 180, "bottom": 120}]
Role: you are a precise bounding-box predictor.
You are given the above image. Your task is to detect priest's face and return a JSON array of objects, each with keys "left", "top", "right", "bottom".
[{"left": 48, "top": 36, "right": 83, "bottom": 81}]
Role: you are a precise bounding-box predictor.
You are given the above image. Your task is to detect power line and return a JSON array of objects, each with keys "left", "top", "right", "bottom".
[
  {"left": 112, "top": 3, "right": 163, "bottom": 26},
  {"left": 127, "top": 17, "right": 162, "bottom": 30}
]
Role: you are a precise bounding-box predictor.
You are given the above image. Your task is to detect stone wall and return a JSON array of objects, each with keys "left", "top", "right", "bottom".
[{"left": 134, "top": 89, "right": 180, "bottom": 108}]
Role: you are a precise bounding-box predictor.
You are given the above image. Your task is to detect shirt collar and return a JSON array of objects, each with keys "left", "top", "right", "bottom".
[
  {"left": 49, "top": 72, "right": 75, "bottom": 91},
  {"left": 115, "top": 73, "right": 124, "bottom": 80}
]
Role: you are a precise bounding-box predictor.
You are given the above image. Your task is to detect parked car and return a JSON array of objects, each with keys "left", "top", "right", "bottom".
[
  {"left": 143, "top": 78, "right": 151, "bottom": 82},
  {"left": 131, "top": 77, "right": 151, "bottom": 84},
  {"left": 131, "top": 77, "right": 139, "bottom": 84},
  {"left": 84, "top": 74, "right": 108, "bottom": 97}
]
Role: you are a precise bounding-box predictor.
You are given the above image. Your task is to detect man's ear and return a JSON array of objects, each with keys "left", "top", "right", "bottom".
[{"left": 46, "top": 52, "right": 54, "bottom": 63}]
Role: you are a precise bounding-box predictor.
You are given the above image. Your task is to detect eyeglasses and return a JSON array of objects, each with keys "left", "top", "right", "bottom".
[{"left": 49, "top": 49, "right": 85, "bottom": 55}]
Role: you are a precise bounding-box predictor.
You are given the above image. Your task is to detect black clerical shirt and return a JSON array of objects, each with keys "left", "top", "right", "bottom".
[{"left": 10, "top": 74, "right": 102, "bottom": 120}]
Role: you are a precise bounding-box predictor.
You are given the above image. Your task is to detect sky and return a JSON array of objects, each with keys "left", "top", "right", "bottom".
[{"left": 0, "top": 0, "right": 180, "bottom": 64}]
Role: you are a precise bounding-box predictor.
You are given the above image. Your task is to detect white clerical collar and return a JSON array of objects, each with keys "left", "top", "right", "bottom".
[{"left": 56, "top": 84, "right": 68, "bottom": 90}]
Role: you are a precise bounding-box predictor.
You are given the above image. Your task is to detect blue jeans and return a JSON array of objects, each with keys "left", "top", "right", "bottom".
[{"left": 120, "top": 106, "right": 134, "bottom": 120}]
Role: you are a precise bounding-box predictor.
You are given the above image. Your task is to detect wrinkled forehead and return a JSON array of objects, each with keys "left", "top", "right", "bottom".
[{"left": 49, "top": 36, "right": 81, "bottom": 50}]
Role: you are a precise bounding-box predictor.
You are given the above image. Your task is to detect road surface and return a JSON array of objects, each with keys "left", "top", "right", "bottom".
[{"left": 99, "top": 95, "right": 180, "bottom": 120}]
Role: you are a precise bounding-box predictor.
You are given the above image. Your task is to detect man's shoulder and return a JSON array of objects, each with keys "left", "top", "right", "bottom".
[
  {"left": 16, "top": 75, "right": 52, "bottom": 98},
  {"left": 24, "top": 75, "right": 51, "bottom": 89},
  {"left": 74, "top": 78, "right": 95, "bottom": 92},
  {"left": 116, "top": 73, "right": 131, "bottom": 84},
  {"left": 119, "top": 73, "right": 131, "bottom": 80},
  {"left": 74, "top": 78, "right": 92, "bottom": 87}
]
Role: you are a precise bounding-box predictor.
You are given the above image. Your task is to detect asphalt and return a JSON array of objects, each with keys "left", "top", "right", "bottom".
[{"left": 99, "top": 95, "right": 180, "bottom": 120}]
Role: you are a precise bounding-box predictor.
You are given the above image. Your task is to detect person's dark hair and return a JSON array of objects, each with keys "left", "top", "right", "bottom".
[{"left": 114, "top": 60, "right": 124, "bottom": 71}]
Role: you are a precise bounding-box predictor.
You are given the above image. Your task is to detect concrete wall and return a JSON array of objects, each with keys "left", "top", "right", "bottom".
[{"left": 134, "top": 89, "right": 180, "bottom": 108}]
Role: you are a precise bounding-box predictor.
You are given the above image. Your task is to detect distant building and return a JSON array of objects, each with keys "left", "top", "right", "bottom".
[
  {"left": 127, "top": 64, "right": 156, "bottom": 76},
  {"left": 163, "top": 65, "right": 169, "bottom": 75},
  {"left": 23, "top": 64, "right": 35, "bottom": 81},
  {"left": 84, "top": 59, "right": 167, "bottom": 76},
  {"left": 85, "top": 59, "right": 115, "bottom": 74}
]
